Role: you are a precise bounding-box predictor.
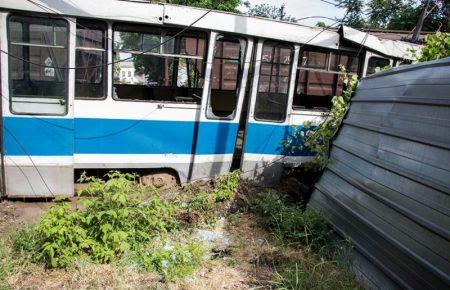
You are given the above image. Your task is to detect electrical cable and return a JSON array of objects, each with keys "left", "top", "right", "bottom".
[
  {"left": 3, "top": 0, "right": 348, "bottom": 69},
  {"left": 0, "top": 4, "right": 214, "bottom": 70},
  {"left": 0, "top": 2, "right": 368, "bottom": 198},
  {"left": 3, "top": 126, "right": 55, "bottom": 196}
]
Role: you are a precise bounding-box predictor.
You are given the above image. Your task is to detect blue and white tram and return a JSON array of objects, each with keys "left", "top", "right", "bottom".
[{"left": 0, "top": 0, "right": 420, "bottom": 197}]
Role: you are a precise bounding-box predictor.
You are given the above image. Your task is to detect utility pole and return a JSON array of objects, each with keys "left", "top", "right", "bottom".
[{"left": 412, "top": 0, "right": 431, "bottom": 42}]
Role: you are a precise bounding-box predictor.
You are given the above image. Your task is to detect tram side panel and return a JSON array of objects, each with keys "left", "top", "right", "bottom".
[{"left": 1, "top": 13, "right": 75, "bottom": 197}]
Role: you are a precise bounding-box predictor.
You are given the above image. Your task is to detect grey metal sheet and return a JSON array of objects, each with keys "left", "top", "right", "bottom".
[{"left": 309, "top": 57, "right": 450, "bottom": 289}]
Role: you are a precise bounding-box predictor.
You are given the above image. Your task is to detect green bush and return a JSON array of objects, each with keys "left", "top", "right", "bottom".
[
  {"left": 28, "top": 171, "right": 181, "bottom": 268},
  {"left": 9, "top": 170, "right": 241, "bottom": 280},
  {"left": 34, "top": 203, "right": 92, "bottom": 267},
  {"left": 414, "top": 32, "right": 450, "bottom": 62},
  {"left": 212, "top": 170, "right": 240, "bottom": 202}
]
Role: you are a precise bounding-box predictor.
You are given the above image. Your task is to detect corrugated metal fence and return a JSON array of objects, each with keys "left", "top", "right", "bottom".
[{"left": 309, "top": 57, "right": 450, "bottom": 289}]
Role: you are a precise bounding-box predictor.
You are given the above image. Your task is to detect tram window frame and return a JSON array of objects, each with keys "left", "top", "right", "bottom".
[
  {"left": 254, "top": 41, "right": 294, "bottom": 123},
  {"left": 366, "top": 56, "right": 391, "bottom": 75},
  {"left": 293, "top": 48, "right": 360, "bottom": 111},
  {"left": 112, "top": 23, "right": 208, "bottom": 104},
  {"left": 206, "top": 34, "right": 247, "bottom": 120},
  {"left": 7, "top": 14, "right": 69, "bottom": 116},
  {"left": 75, "top": 20, "right": 107, "bottom": 100}
]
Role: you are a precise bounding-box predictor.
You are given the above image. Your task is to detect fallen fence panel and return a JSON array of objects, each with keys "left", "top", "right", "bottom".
[{"left": 309, "top": 57, "right": 450, "bottom": 289}]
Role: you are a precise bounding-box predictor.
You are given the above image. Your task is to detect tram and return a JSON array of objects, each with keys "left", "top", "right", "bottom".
[{"left": 0, "top": 0, "right": 420, "bottom": 197}]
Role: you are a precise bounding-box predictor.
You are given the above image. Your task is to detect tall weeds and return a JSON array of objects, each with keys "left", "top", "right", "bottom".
[{"left": 9, "top": 170, "right": 240, "bottom": 281}]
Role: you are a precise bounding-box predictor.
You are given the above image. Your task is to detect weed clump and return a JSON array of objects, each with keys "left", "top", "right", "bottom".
[
  {"left": 251, "top": 190, "right": 329, "bottom": 253},
  {"left": 177, "top": 170, "right": 241, "bottom": 226},
  {"left": 270, "top": 260, "right": 360, "bottom": 290},
  {"left": 9, "top": 170, "right": 240, "bottom": 281},
  {"left": 250, "top": 190, "right": 359, "bottom": 289},
  {"left": 212, "top": 170, "right": 240, "bottom": 202},
  {"left": 137, "top": 240, "right": 204, "bottom": 281}
]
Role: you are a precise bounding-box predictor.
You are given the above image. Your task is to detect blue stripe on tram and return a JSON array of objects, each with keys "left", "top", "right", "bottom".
[
  {"left": 3, "top": 116, "right": 74, "bottom": 156},
  {"left": 3, "top": 117, "right": 310, "bottom": 157},
  {"left": 74, "top": 118, "right": 239, "bottom": 155},
  {"left": 3, "top": 117, "right": 239, "bottom": 156},
  {"left": 244, "top": 122, "right": 313, "bottom": 156}
]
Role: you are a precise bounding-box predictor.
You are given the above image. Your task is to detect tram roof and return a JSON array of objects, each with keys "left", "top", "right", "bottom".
[{"left": 1, "top": 0, "right": 421, "bottom": 59}]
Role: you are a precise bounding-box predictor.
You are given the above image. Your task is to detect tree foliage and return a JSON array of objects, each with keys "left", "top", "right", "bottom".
[
  {"left": 332, "top": 0, "right": 449, "bottom": 32},
  {"left": 334, "top": 0, "right": 365, "bottom": 28},
  {"left": 162, "top": 0, "right": 242, "bottom": 12},
  {"left": 160, "top": 0, "right": 299, "bottom": 22},
  {"left": 243, "top": 2, "right": 297, "bottom": 22},
  {"left": 316, "top": 21, "right": 327, "bottom": 28}
]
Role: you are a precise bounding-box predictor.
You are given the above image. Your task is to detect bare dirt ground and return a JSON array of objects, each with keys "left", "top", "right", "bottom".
[
  {"left": 0, "top": 199, "right": 294, "bottom": 290},
  {"left": 0, "top": 200, "right": 50, "bottom": 232}
]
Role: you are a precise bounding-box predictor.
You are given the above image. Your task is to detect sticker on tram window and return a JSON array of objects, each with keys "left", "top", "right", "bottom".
[{"left": 44, "top": 57, "right": 55, "bottom": 77}]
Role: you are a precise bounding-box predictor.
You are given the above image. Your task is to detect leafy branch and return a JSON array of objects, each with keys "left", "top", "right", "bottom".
[{"left": 283, "top": 66, "right": 358, "bottom": 172}]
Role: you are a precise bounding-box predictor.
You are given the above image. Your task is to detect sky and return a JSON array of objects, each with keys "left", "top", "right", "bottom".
[{"left": 240, "top": 0, "right": 346, "bottom": 26}]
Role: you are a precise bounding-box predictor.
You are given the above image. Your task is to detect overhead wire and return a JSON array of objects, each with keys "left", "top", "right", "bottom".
[
  {"left": 2, "top": 0, "right": 350, "bottom": 70},
  {"left": 0, "top": 10, "right": 344, "bottom": 141},
  {"left": 3, "top": 126, "right": 56, "bottom": 197},
  {"left": 0, "top": 1, "right": 375, "bottom": 197},
  {"left": 0, "top": 1, "right": 214, "bottom": 70}
]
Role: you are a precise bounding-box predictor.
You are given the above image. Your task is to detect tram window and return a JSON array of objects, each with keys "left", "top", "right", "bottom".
[
  {"left": 301, "top": 51, "right": 328, "bottom": 69},
  {"left": 207, "top": 35, "right": 246, "bottom": 119},
  {"left": 8, "top": 15, "right": 68, "bottom": 115},
  {"left": 367, "top": 56, "right": 390, "bottom": 75},
  {"left": 330, "top": 53, "right": 359, "bottom": 74},
  {"left": 75, "top": 20, "right": 107, "bottom": 99},
  {"left": 397, "top": 59, "right": 412, "bottom": 66},
  {"left": 293, "top": 49, "right": 359, "bottom": 110},
  {"left": 113, "top": 24, "right": 206, "bottom": 104},
  {"left": 254, "top": 41, "right": 293, "bottom": 122}
]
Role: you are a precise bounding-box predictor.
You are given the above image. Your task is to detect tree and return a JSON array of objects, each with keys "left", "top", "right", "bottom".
[
  {"left": 331, "top": 0, "right": 449, "bottom": 32},
  {"left": 162, "top": 1, "right": 299, "bottom": 23},
  {"left": 334, "top": 0, "right": 365, "bottom": 28},
  {"left": 412, "top": 0, "right": 431, "bottom": 41},
  {"left": 243, "top": 2, "right": 297, "bottom": 22},
  {"left": 162, "top": 0, "right": 242, "bottom": 12}
]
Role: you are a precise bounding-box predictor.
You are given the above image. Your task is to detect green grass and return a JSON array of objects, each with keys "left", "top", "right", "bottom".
[
  {"left": 0, "top": 239, "right": 14, "bottom": 290},
  {"left": 270, "top": 259, "right": 360, "bottom": 290},
  {"left": 1, "top": 171, "right": 360, "bottom": 288},
  {"left": 249, "top": 190, "right": 360, "bottom": 289},
  {"left": 251, "top": 190, "right": 330, "bottom": 253}
]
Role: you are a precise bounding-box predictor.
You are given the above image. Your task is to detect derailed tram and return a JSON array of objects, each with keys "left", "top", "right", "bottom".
[{"left": 0, "top": 0, "right": 420, "bottom": 197}]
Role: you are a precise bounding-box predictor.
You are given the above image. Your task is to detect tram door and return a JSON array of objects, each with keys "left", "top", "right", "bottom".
[
  {"left": 240, "top": 39, "right": 299, "bottom": 185},
  {"left": 189, "top": 33, "right": 254, "bottom": 180},
  {"left": 1, "top": 14, "right": 75, "bottom": 197}
]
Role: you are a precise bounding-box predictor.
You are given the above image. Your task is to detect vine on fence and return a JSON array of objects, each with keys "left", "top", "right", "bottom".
[
  {"left": 285, "top": 32, "right": 449, "bottom": 173},
  {"left": 283, "top": 66, "right": 358, "bottom": 172}
]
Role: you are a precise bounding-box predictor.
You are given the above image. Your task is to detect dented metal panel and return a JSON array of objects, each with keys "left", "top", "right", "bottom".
[
  {"left": 163, "top": 5, "right": 339, "bottom": 49},
  {"left": 342, "top": 26, "right": 421, "bottom": 60},
  {"left": 0, "top": 0, "right": 165, "bottom": 25},
  {"left": 309, "top": 57, "right": 450, "bottom": 289}
]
